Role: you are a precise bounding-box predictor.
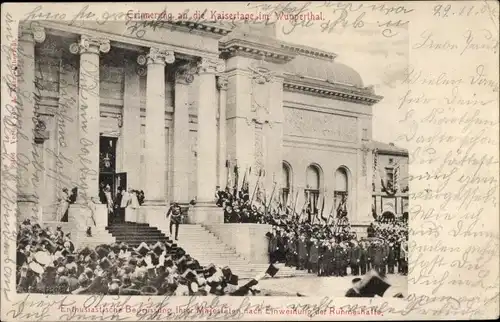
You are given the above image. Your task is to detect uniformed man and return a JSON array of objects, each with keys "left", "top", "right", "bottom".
[
  {"left": 372, "top": 241, "right": 385, "bottom": 276},
  {"left": 297, "top": 234, "right": 308, "bottom": 270},
  {"left": 267, "top": 229, "right": 278, "bottom": 264},
  {"left": 387, "top": 242, "right": 396, "bottom": 274},
  {"left": 359, "top": 241, "right": 368, "bottom": 275},
  {"left": 285, "top": 232, "right": 297, "bottom": 267},
  {"left": 308, "top": 238, "right": 320, "bottom": 274},
  {"left": 332, "top": 240, "right": 343, "bottom": 277},
  {"left": 349, "top": 240, "right": 361, "bottom": 276},
  {"left": 166, "top": 202, "right": 182, "bottom": 240},
  {"left": 322, "top": 239, "right": 334, "bottom": 276}
]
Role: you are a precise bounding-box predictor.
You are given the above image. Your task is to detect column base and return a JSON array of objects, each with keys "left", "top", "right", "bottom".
[
  {"left": 143, "top": 200, "right": 167, "bottom": 206},
  {"left": 137, "top": 205, "right": 169, "bottom": 234},
  {"left": 17, "top": 199, "right": 40, "bottom": 224},
  {"left": 69, "top": 203, "right": 115, "bottom": 248},
  {"left": 187, "top": 202, "right": 223, "bottom": 224}
]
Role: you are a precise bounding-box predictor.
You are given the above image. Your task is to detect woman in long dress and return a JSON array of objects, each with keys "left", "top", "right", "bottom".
[
  {"left": 103, "top": 185, "right": 114, "bottom": 219},
  {"left": 57, "top": 188, "right": 70, "bottom": 222}
]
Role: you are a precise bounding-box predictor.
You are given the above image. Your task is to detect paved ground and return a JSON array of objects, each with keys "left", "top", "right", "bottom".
[{"left": 252, "top": 274, "right": 408, "bottom": 297}]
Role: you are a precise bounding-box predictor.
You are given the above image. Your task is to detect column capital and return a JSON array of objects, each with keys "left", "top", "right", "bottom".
[
  {"left": 217, "top": 76, "right": 228, "bottom": 90},
  {"left": 197, "top": 58, "right": 225, "bottom": 74},
  {"left": 19, "top": 22, "right": 46, "bottom": 43},
  {"left": 69, "top": 35, "right": 110, "bottom": 55},
  {"left": 147, "top": 47, "right": 175, "bottom": 65},
  {"left": 175, "top": 63, "right": 197, "bottom": 85}
]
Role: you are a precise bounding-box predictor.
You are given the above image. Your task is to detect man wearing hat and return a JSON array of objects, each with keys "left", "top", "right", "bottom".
[{"left": 348, "top": 240, "right": 361, "bottom": 276}]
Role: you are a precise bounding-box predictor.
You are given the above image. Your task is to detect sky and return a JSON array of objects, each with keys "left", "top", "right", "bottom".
[{"left": 269, "top": 4, "right": 410, "bottom": 147}]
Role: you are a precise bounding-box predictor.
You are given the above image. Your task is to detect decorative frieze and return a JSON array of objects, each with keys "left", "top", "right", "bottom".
[
  {"left": 19, "top": 22, "right": 46, "bottom": 43},
  {"left": 69, "top": 35, "right": 110, "bottom": 55},
  {"left": 216, "top": 76, "right": 228, "bottom": 90},
  {"left": 147, "top": 47, "right": 175, "bottom": 65},
  {"left": 283, "top": 80, "right": 383, "bottom": 106},
  {"left": 197, "top": 57, "right": 225, "bottom": 74},
  {"left": 175, "top": 63, "right": 198, "bottom": 85}
]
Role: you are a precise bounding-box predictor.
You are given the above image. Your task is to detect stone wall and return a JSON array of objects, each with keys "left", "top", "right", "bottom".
[{"left": 205, "top": 224, "right": 272, "bottom": 264}]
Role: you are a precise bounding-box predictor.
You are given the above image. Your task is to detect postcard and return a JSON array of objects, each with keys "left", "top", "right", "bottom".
[{"left": 1, "top": 1, "right": 498, "bottom": 321}]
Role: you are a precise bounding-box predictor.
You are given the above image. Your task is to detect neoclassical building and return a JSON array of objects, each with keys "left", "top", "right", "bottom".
[{"left": 16, "top": 21, "right": 383, "bottom": 243}]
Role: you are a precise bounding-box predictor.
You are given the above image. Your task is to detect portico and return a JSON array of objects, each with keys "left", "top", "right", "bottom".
[
  {"left": 16, "top": 21, "right": 383, "bottom": 246},
  {"left": 16, "top": 21, "right": 229, "bottom": 244}
]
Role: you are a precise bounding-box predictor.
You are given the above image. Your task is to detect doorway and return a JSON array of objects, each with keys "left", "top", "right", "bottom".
[{"left": 99, "top": 136, "right": 127, "bottom": 223}]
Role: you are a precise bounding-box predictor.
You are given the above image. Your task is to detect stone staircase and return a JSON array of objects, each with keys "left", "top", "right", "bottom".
[
  {"left": 106, "top": 222, "right": 170, "bottom": 246},
  {"left": 176, "top": 225, "right": 312, "bottom": 279},
  {"left": 106, "top": 222, "right": 313, "bottom": 280}
]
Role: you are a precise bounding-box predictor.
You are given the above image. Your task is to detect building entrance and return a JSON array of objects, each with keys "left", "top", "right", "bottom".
[{"left": 99, "top": 136, "right": 127, "bottom": 223}]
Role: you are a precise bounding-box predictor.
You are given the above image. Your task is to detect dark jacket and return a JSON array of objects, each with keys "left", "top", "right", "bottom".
[
  {"left": 309, "top": 243, "right": 320, "bottom": 263},
  {"left": 349, "top": 246, "right": 361, "bottom": 265}
]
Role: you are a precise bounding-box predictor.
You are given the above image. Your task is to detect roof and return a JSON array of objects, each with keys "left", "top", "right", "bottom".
[
  {"left": 372, "top": 141, "right": 408, "bottom": 156},
  {"left": 283, "top": 55, "right": 364, "bottom": 88}
]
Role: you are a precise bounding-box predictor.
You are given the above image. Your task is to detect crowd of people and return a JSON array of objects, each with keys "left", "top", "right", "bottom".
[
  {"left": 216, "top": 184, "right": 409, "bottom": 278},
  {"left": 266, "top": 226, "right": 408, "bottom": 277},
  {"left": 16, "top": 219, "right": 268, "bottom": 296},
  {"left": 368, "top": 216, "right": 408, "bottom": 241}
]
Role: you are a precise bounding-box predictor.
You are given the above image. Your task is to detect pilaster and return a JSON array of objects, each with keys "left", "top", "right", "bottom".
[
  {"left": 172, "top": 63, "right": 195, "bottom": 203},
  {"left": 16, "top": 23, "right": 46, "bottom": 223},
  {"left": 122, "top": 60, "right": 142, "bottom": 189}
]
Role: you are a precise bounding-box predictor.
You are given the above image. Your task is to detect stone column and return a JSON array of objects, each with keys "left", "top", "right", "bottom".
[
  {"left": 196, "top": 58, "right": 224, "bottom": 203},
  {"left": 172, "top": 63, "right": 194, "bottom": 203},
  {"left": 217, "top": 76, "right": 228, "bottom": 189},
  {"left": 122, "top": 63, "right": 142, "bottom": 189},
  {"left": 68, "top": 35, "right": 114, "bottom": 245},
  {"left": 69, "top": 35, "right": 110, "bottom": 202},
  {"left": 143, "top": 48, "right": 175, "bottom": 204},
  {"left": 16, "top": 24, "right": 46, "bottom": 223},
  {"left": 189, "top": 58, "right": 225, "bottom": 224}
]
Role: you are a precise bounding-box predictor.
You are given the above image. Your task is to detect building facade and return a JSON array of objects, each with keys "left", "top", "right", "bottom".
[
  {"left": 16, "top": 21, "right": 383, "bottom": 242},
  {"left": 372, "top": 141, "right": 409, "bottom": 221}
]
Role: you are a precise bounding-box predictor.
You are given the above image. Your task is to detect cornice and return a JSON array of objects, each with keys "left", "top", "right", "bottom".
[
  {"left": 279, "top": 43, "right": 337, "bottom": 61},
  {"left": 219, "top": 37, "right": 295, "bottom": 63},
  {"left": 165, "top": 21, "right": 233, "bottom": 38},
  {"left": 283, "top": 74, "right": 383, "bottom": 106}
]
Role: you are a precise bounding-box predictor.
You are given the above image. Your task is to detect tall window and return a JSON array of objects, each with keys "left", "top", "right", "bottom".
[
  {"left": 305, "top": 165, "right": 320, "bottom": 213},
  {"left": 281, "top": 163, "right": 291, "bottom": 207},
  {"left": 385, "top": 168, "right": 394, "bottom": 190},
  {"left": 334, "top": 167, "right": 348, "bottom": 211}
]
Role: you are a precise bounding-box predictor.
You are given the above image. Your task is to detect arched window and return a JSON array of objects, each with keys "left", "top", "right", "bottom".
[
  {"left": 334, "top": 167, "right": 348, "bottom": 212},
  {"left": 281, "top": 162, "right": 291, "bottom": 207},
  {"left": 305, "top": 165, "right": 320, "bottom": 219}
]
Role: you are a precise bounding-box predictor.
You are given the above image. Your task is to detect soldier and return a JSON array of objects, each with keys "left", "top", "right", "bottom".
[
  {"left": 359, "top": 241, "right": 368, "bottom": 275},
  {"left": 267, "top": 229, "right": 278, "bottom": 264},
  {"left": 366, "top": 241, "right": 375, "bottom": 271},
  {"left": 349, "top": 240, "right": 361, "bottom": 276},
  {"left": 372, "top": 241, "right": 385, "bottom": 276},
  {"left": 340, "top": 242, "right": 349, "bottom": 277},
  {"left": 324, "top": 240, "right": 335, "bottom": 276},
  {"left": 387, "top": 242, "right": 396, "bottom": 274},
  {"left": 308, "top": 238, "right": 320, "bottom": 274},
  {"left": 382, "top": 240, "right": 389, "bottom": 275},
  {"left": 166, "top": 202, "right": 182, "bottom": 240},
  {"left": 297, "top": 234, "right": 308, "bottom": 270},
  {"left": 400, "top": 238, "right": 408, "bottom": 275},
  {"left": 332, "top": 240, "right": 343, "bottom": 277},
  {"left": 285, "top": 232, "right": 297, "bottom": 267}
]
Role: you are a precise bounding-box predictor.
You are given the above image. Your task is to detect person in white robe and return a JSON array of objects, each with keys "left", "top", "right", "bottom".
[
  {"left": 104, "top": 185, "right": 113, "bottom": 216},
  {"left": 57, "top": 188, "right": 71, "bottom": 222},
  {"left": 125, "top": 189, "right": 139, "bottom": 222}
]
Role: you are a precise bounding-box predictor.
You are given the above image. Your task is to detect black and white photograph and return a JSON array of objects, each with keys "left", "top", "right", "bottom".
[{"left": 2, "top": 1, "right": 498, "bottom": 321}]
